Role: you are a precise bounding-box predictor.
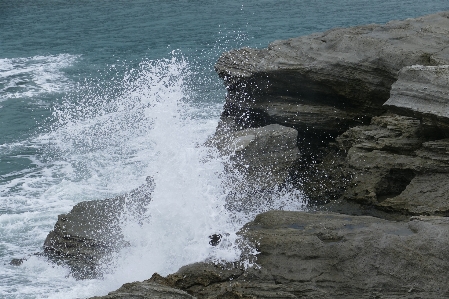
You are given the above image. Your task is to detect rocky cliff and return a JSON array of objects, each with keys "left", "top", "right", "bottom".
[
  {"left": 45, "top": 11, "right": 449, "bottom": 298},
  {"left": 213, "top": 11, "right": 449, "bottom": 216}
]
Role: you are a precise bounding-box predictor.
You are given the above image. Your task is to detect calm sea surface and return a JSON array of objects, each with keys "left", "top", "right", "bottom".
[{"left": 1, "top": 1, "right": 448, "bottom": 298}]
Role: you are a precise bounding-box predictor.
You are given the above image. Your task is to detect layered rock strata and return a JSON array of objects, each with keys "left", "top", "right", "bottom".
[
  {"left": 384, "top": 65, "right": 449, "bottom": 132},
  {"left": 215, "top": 11, "right": 449, "bottom": 159},
  {"left": 312, "top": 65, "right": 449, "bottom": 215},
  {"left": 214, "top": 11, "right": 449, "bottom": 216}
]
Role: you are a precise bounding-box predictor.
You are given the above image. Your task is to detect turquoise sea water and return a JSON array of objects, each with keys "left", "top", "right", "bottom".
[{"left": 1, "top": 1, "right": 448, "bottom": 298}]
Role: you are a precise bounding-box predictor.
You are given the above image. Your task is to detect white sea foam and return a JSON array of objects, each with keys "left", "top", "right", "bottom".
[
  {"left": 0, "top": 54, "right": 306, "bottom": 299},
  {"left": 0, "top": 54, "right": 78, "bottom": 102}
]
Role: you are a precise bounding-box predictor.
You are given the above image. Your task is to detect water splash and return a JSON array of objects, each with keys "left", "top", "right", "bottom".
[{"left": 1, "top": 53, "right": 306, "bottom": 299}]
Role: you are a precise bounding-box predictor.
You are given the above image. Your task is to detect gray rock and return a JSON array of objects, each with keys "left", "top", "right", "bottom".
[
  {"left": 121, "top": 211, "right": 449, "bottom": 299},
  {"left": 384, "top": 65, "right": 449, "bottom": 133},
  {"left": 211, "top": 124, "right": 300, "bottom": 189},
  {"left": 215, "top": 12, "right": 449, "bottom": 140},
  {"left": 239, "top": 211, "right": 449, "bottom": 298},
  {"left": 89, "top": 281, "right": 194, "bottom": 299},
  {"left": 379, "top": 173, "right": 449, "bottom": 215},
  {"left": 321, "top": 114, "right": 449, "bottom": 215},
  {"left": 416, "top": 138, "right": 449, "bottom": 163},
  {"left": 212, "top": 12, "right": 449, "bottom": 216},
  {"left": 43, "top": 179, "right": 154, "bottom": 279},
  {"left": 9, "top": 258, "right": 25, "bottom": 266}
]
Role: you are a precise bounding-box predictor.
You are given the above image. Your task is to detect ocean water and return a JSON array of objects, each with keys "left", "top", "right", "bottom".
[{"left": 1, "top": 1, "right": 448, "bottom": 298}]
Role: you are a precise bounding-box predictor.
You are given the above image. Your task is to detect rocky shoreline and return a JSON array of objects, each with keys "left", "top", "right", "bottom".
[{"left": 44, "top": 11, "right": 449, "bottom": 298}]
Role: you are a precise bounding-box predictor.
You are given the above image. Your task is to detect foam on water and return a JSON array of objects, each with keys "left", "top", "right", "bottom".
[
  {"left": 0, "top": 53, "right": 306, "bottom": 299},
  {"left": 0, "top": 54, "right": 78, "bottom": 102}
]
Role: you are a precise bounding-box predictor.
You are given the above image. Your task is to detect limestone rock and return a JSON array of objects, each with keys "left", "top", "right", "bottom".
[
  {"left": 215, "top": 12, "right": 449, "bottom": 140},
  {"left": 211, "top": 124, "right": 300, "bottom": 189},
  {"left": 238, "top": 211, "right": 449, "bottom": 298},
  {"left": 384, "top": 65, "right": 449, "bottom": 133},
  {"left": 110, "top": 211, "right": 449, "bottom": 299},
  {"left": 379, "top": 173, "right": 449, "bottom": 215},
  {"left": 43, "top": 179, "right": 154, "bottom": 279},
  {"left": 326, "top": 115, "right": 449, "bottom": 215},
  {"left": 213, "top": 12, "right": 449, "bottom": 215},
  {"left": 89, "top": 281, "right": 194, "bottom": 299}
]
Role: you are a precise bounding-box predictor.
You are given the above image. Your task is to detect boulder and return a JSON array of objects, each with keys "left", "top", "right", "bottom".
[
  {"left": 210, "top": 123, "right": 300, "bottom": 189},
  {"left": 43, "top": 178, "right": 154, "bottom": 279}
]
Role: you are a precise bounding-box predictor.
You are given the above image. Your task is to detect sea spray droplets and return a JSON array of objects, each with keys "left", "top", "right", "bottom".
[
  {"left": 98, "top": 54, "right": 307, "bottom": 288},
  {"left": 2, "top": 54, "right": 218, "bottom": 299},
  {"left": 99, "top": 55, "right": 243, "bottom": 284}
]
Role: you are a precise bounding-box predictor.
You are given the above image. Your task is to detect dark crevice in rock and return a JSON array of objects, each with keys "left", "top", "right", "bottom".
[
  {"left": 221, "top": 100, "right": 273, "bottom": 130},
  {"left": 375, "top": 169, "right": 416, "bottom": 202}
]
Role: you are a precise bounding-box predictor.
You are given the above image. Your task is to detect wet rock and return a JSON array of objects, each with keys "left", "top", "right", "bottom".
[
  {"left": 211, "top": 11, "right": 449, "bottom": 217},
  {"left": 235, "top": 211, "right": 449, "bottom": 298},
  {"left": 208, "top": 234, "right": 222, "bottom": 246},
  {"left": 312, "top": 114, "right": 449, "bottom": 215},
  {"left": 161, "top": 262, "right": 245, "bottom": 292},
  {"left": 105, "top": 211, "right": 449, "bottom": 299},
  {"left": 211, "top": 123, "right": 300, "bottom": 189},
  {"left": 89, "top": 281, "right": 194, "bottom": 299},
  {"left": 9, "top": 258, "right": 26, "bottom": 266},
  {"left": 378, "top": 173, "right": 449, "bottom": 215},
  {"left": 43, "top": 179, "right": 154, "bottom": 279}
]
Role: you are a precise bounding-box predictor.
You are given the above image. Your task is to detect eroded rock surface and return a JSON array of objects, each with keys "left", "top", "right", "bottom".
[
  {"left": 213, "top": 11, "right": 449, "bottom": 216},
  {"left": 384, "top": 65, "right": 449, "bottom": 133},
  {"left": 89, "top": 281, "right": 194, "bottom": 299},
  {"left": 215, "top": 11, "right": 449, "bottom": 157},
  {"left": 97, "top": 211, "right": 449, "bottom": 299}
]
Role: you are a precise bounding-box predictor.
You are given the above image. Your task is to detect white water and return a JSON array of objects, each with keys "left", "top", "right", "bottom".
[
  {"left": 0, "top": 54, "right": 79, "bottom": 102},
  {"left": 1, "top": 54, "right": 306, "bottom": 299}
]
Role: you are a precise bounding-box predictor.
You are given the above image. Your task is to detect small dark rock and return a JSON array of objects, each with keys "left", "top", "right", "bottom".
[
  {"left": 209, "top": 234, "right": 222, "bottom": 246},
  {"left": 10, "top": 258, "right": 25, "bottom": 266}
]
